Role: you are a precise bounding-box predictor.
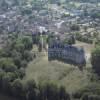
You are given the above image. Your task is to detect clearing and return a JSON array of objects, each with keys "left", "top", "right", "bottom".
[{"left": 23, "top": 42, "right": 93, "bottom": 93}]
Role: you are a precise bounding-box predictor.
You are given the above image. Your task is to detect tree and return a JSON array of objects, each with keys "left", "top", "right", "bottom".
[
  {"left": 14, "top": 43, "right": 25, "bottom": 53},
  {"left": 24, "top": 80, "right": 39, "bottom": 100},
  {"left": 38, "top": 84, "right": 47, "bottom": 100},
  {"left": 21, "top": 36, "right": 33, "bottom": 50},
  {"left": 23, "top": 50, "right": 33, "bottom": 61},
  {"left": 11, "top": 79, "right": 23, "bottom": 98},
  {"left": 82, "top": 94, "right": 100, "bottom": 100},
  {"left": 0, "top": 58, "right": 17, "bottom": 72},
  {"left": 2, "top": 73, "right": 14, "bottom": 94},
  {"left": 38, "top": 42, "right": 42, "bottom": 52},
  {"left": 0, "top": 48, "right": 12, "bottom": 57},
  {"left": 11, "top": 50, "right": 22, "bottom": 68},
  {"left": 21, "top": 7, "right": 32, "bottom": 15},
  {"left": 91, "top": 45, "right": 100, "bottom": 76},
  {"left": 0, "top": 49, "right": 4, "bottom": 57},
  {"left": 17, "top": 68, "right": 25, "bottom": 79},
  {"left": 45, "top": 83, "right": 59, "bottom": 100},
  {"left": 84, "top": 26, "right": 88, "bottom": 32},
  {"left": 38, "top": 82, "right": 70, "bottom": 100},
  {"left": 70, "top": 25, "right": 80, "bottom": 31},
  {"left": 0, "top": 72, "right": 6, "bottom": 91},
  {"left": 59, "top": 86, "right": 70, "bottom": 100},
  {"left": 21, "top": 60, "right": 28, "bottom": 68},
  {"left": 32, "top": 34, "right": 40, "bottom": 44},
  {"left": 38, "top": 82, "right": 60, "bottom": 100},
  {"left": 1, "top": 0, "right": 9, "bottom": 10},
  {"left": 63, "top": 35, "right": 76, "bottom": 45},
  {"left": 13, "top": 57, "right": 22, "bottom": 69}
]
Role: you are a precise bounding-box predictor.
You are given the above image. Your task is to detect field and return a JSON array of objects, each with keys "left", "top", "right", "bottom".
[{"left": 23, "top": 42, "right": 93, "bottom": 93}]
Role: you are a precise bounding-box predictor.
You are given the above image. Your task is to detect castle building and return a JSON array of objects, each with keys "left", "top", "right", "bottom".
[{"left": 48, "top": 40, "right": 86, "bottom": 66}]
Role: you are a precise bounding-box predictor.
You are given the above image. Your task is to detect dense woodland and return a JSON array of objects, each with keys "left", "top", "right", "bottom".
[
  {"left": 0, "top": 0, "right": 100, "bottom": 100},
  {"left": 0, "top": 34, "right": 71, "bottom": 100},
  {"left": 0, "top": 30, "right": 100, "bottom": 100}
]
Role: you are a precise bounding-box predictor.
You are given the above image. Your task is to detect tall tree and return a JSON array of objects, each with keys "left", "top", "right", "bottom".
[{"left": 91, "top": 45, "right": 100, "bottom": 76}]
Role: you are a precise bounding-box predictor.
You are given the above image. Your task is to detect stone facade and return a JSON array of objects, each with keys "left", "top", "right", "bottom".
[{"left": 48, "top": 40, "right": 86, "bottom": 66}]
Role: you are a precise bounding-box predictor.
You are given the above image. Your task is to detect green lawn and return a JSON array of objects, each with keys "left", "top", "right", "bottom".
[{"left": 23, "top": 51, "right": 92, "bottom": 93}]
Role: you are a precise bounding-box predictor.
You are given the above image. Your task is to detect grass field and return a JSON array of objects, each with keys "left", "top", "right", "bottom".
[{"left": 23, "top": 47, "right": 92, "bottom": 93}]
